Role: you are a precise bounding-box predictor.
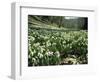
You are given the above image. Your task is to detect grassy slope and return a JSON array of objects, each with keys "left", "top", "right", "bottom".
[{"left": 28, "top": 18, "right": 88, "bottom": 66}]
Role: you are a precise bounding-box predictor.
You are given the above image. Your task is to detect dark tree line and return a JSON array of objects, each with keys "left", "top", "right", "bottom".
[{"left": 28, "top": 15, "right": 88, "bottom": 30}]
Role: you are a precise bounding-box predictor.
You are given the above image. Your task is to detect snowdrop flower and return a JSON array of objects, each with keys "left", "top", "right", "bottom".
[
  {"left": 32, "top": 58, "right": 36, "bottom": 62},
  {"left": 38, "top": 53, "right": 43, "bottom": 58},
  {"left": 55, "top": 51, "right": 60, "bottom": 57},
  {"left": 46, "top": 51, "right": 53, "bottom": 56},
  {"left": 34, "top": 43, "right": 40, "bottom": 47}
]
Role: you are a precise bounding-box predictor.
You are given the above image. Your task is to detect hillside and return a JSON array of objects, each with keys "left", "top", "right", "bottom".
[{"left": 28, "top": 15, "right": 88, "bottom": 66}]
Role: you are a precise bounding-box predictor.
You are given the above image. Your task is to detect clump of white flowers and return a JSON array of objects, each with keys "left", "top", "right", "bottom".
[
  {"left": 28, "top": 29, "right": 87, "bottom": 66},
  {"left": 38, "top": 52, "right": 43, "bottom": 58},
  {"left": 45, "top": 51, "right": 53, "bottom": 56},
  {"left": 55, "top": 51, "right": 60, "bottom": 57}
]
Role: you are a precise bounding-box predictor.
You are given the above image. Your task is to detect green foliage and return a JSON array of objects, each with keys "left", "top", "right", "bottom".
[
  {"left": 28, "top": 28, "right": 88, "bottom": 66},
  {"left": 28, "top": 15, "right": 88, "bottom": 30}
]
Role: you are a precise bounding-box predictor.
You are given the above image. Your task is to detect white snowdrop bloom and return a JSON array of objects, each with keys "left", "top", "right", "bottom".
[
  {"left": 47, "top": 52, "right": 50, "bottom": 55},
  {"left": 52, "top": 36, "right": 54, "bottom": 39},
  {"left": 46, "top": 51, "right": 53, "bottom": 56},
  {"left": 29, "top": 36, "right": 35, "bottom": 41},
  {"left": 46, "top": 41, "right": 51, "bottom": 46},
  {"left": 52, "top": 43, "right": 56, "bottom": 45},
  {"left": 63, "top": 41, "right": 66, "bottom": 44},
  {"left": 55, "top": 51, "right": 60, "bottom": 57},
  {"left": 33, "top": 50, "right": 36, "bottom": 54},
  {"left": 49, "top": 51, "right": 53, "bottom": 56},
  {"left": 31, "top": 37, "right": 35, "bottom": 41},
  {"left": 49, "top": 51, "right": 53, "bottom": 55},
  {"left": 34, "top": 43, "right": 40, "bottom": 47},
  {"left": 38, "top": 53, "right": 43, "bottom": 58},
  {"left": 32, "top": 58, "right": 36, "bottom": 62},
  {"left": 45, "top": 52, "right": 49, "bottom": 56},
  {"left": 44, "top": 36, "right": 48, "bottom": 39}
]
